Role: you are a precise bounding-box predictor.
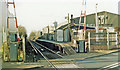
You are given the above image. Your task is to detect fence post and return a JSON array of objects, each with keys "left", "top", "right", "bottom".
[
  {"left": 88, "top": 32, "right": 91, "bottom": 52},
  {"left": 116, "top": 32, "right": 118, "bottom": 48},
  {"left": 107, "top": 32, "right": 109, "bottom": 50}
]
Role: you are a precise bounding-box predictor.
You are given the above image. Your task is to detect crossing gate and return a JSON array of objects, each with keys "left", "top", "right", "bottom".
[{"left": 88, "top": 32, "right": 118, "bottom": 51}]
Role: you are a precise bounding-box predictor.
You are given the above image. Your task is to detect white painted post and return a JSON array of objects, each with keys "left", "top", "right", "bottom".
[
  {"left": 88, "top": 32, "right": 91, "bottom": 52},
  {"left": 22, "top": 36, "right": 26, "bottom": 62},
  {"left": 107, "top": 32, "right": 109, "bottom": 50}
]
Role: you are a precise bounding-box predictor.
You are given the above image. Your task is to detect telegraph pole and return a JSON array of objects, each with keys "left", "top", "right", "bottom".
[
  {"left": 68, "top": 13, "right": 71, "bottom": 41},
  {"left": 70, "top": 14, "right": 73, "bottom": 41},
  {"left": 68, "top": 13, "right": 70, "bottom": 29}
]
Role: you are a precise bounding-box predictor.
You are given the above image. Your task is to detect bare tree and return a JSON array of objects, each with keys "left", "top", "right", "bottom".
[
  {"left": 18, "top": 26, "right": 27, "bottom": 37},
  {"left": 29, "top": 32, "right": 36, "bottom": 40}
]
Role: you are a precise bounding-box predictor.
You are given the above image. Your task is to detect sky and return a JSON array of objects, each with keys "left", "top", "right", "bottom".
[{"left": 13, "top": 0, "right": 120, "bottom": 36}]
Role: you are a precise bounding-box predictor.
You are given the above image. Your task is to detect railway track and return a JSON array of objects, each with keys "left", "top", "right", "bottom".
[
  {"left": 28, "top": 40, "right": 63, "bottom": 69},
  {"left": 32, "top": 41, "right": 63, "bottom": 58},
  {"left": 29, "top": 40, "right": 62, "bottom": 59}
]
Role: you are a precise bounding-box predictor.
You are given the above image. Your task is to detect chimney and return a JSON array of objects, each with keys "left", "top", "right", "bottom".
[{"left": 71, "top": 14, "right": 73, "bottom": 23}]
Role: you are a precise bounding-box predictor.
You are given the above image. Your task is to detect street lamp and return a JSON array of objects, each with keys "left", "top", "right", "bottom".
[
  {"left": 96, "top": 3, "right": 99, "bottom": 42},
  {"left": 96, "top": 3, "right": 99, "bottom": 33}
]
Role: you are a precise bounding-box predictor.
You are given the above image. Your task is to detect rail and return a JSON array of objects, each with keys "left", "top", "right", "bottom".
[
  {"left": 34, "top": 41, "right": 63, "bottom": 57},
  {"left": 28, "top": 40, "right": 57, "bottom": 70}
]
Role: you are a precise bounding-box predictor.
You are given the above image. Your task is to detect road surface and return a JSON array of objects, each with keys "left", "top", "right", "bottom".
[{"left": 74, "top": 51, "right": 119, "bottom": 69}]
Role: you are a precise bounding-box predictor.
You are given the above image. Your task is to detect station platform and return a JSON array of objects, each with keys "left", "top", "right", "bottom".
[{"left": 36, "top": 39, "right": 76, "bottom": 55}]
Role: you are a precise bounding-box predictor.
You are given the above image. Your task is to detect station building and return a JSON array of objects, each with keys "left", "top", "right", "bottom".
[
  {"left": 54, "top": 11, "right": 120, "bottom": 42},
  {"left": 39, "top": 11, "right": 120, "bottom": 43},
  {"left": 73, "top": 11, "right": 120, "bottom": 32}
]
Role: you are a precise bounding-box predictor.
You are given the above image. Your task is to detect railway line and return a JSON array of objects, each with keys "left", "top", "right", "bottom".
[
  {"left": 28, "top": 40, "right": 62, "bottom": 59},
  {"left": 26, "top": 40, "right": 62, "bottom": 62},
  {"left": 25, "top": 40, "right": 64, "bottom": 69},
  {"left": 32, "top": 41, "right": 63, "bottom": 58}
]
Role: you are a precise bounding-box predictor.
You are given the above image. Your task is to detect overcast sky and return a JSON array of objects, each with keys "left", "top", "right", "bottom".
[{"left": 13, "top": 0, "right": 120, "bottom": 35}]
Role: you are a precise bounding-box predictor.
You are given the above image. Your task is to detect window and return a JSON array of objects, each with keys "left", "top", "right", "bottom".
[{"left": 81, "top": 17, "right": 84, "bottom": 23}]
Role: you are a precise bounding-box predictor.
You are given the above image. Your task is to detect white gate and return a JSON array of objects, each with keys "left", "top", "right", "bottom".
[{"left": 88, "top": 32, "right": 118, "bottom": 51}]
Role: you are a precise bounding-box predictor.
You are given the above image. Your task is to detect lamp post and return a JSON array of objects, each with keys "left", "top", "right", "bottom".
[
  {"left": 96, "top": 3, "right": 99, "bottom": 33},
  {"left": 96, "top": 3, "right": 99, "bottom": 42}
]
